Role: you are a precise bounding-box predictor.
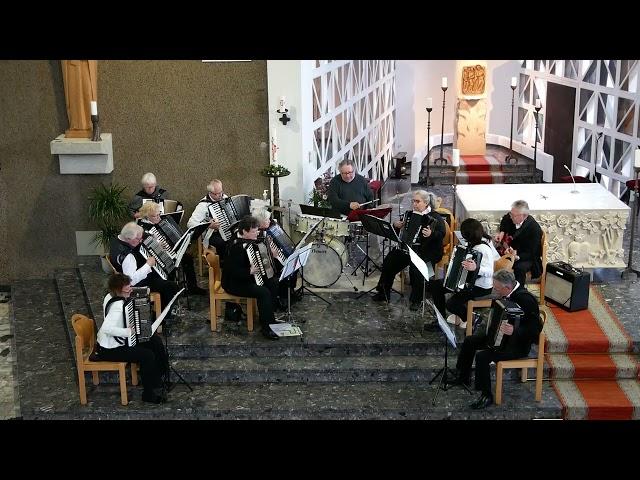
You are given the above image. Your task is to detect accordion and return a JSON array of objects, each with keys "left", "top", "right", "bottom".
[
  {"left": 264, "top": 221, "right": 295, "bottom": 265},
  {"left": 444, "top": 245, "right": 483, "bottom": 292},
  {"left": 145, "top": 216, "right": 184, "bottom": 252},
  {"left": 139, "top": 234, "right": 176, "bottom": 280},
  {"left": 208, "top": 195, "right": 252, "bottom": 241},
  {"left": 485, "top": 298, "right": 523, "bottom": 352},
  {"left": 244, "top": 240, "right": 276, "bottom": 286},
  {"left": 124, "top": 287, "right": 155, "bottom": 347},
  {"left": 399, "top": 211, "right": 434, "bottom": 249}
]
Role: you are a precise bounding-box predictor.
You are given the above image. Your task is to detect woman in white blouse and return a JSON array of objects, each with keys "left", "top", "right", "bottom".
[{"left": 96, "top": 273, "right": 169, "bottom": 404}]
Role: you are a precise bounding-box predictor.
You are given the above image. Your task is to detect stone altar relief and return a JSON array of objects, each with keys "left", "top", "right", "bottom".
[
  {"left": 455, "top": 99, "right": 487, "bottom": 155},
  {"left": 454, "top": 60, "right": 488, "bottom": 156},
  {"left": 461, "top": 65, "right": 486, "bottom": 96}
]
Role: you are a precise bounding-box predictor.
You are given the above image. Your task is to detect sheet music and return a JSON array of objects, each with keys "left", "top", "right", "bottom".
[
  {"left": 279, "top": 243, "right": 312, "bottom": 282},
  {"left": 171, "top": 221, "right": 209, "bottom": 255},
  {"left": 427, "top": 299, "right": 457, "bottom": 349},
  {"left": 270, "top": 322, "right": 303, "bottom": 337},
  {"left": 407, "top": 247, "right": 433, "bottom": 282},
  {"left": 151, "top": 288, "right": 185, "bottom": 335}
]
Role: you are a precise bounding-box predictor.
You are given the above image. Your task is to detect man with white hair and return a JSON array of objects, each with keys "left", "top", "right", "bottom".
[
  {"left": 187, "top": 179, "right": 229, "bottom": 264},
  {"left": 128, "top": 172, "right": 169, "bottom": 219},
  {"left": 109, "top": 222, "right": 180, "bottom": 313}
]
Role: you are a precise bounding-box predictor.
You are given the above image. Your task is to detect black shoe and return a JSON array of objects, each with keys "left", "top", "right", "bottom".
[
  {"left": 187, "top": 286, "right": 207, "bottom": 296},
  {"left": 142, "top": 391, "right": 165, "bottom": 404},
  {"left": 372, "top": 291, "right": 389, "bottom": 302},
  {"left": 470, "top": 393, "right": 493, "bottom": 410},
  {"left": 262, "top": 327, "right": 280, "bottom": 340},
  {"left": 423, "top": 322, "right": 439, "bottom": 332},
  {"left": 409, "top": 301, "right": 422, "bottom": 311}
]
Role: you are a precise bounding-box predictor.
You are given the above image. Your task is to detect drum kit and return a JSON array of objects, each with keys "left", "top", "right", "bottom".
[{"left": 293, "top": 203, "right": 393, "bottom": 288}]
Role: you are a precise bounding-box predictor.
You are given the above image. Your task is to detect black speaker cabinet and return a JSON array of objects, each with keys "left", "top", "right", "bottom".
[{"left": 544, "top": 262, "right": 590, "bottom": 311}]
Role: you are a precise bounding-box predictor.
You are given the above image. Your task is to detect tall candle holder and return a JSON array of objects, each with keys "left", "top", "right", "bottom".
[
  {"left": 533, "top": 103, "right": 542, "bottom": 166},
  {"left": 91, "top": 114, "right": 101, "bottom": 142},
  {"left": 505, "top": 83, "right": 517, "bottom": 164},
  {"left": 425, "top": 104, "right": 433, "bottom": 184},
  {"left": 433, "top": 85, "right": 449, "bottom": 166}
]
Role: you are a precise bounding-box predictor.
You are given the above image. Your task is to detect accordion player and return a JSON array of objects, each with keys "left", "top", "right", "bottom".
[
  {"left": 444, "top": 245, "right": 483, "bottom": 292},
  {"left": 398, "top": 211, "right": 435, "bottom": 251},
  {"left": 485, "top": 298, "right": 523, "bottom": 352}
]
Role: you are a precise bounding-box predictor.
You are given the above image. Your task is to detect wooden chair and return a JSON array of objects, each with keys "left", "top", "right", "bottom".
[
  {"left": 525, "top": 229, "right": 548, "bottom": 306},
  {"left": 495, "top": 309, "right": 547, "bottom": 405},
  {"left": 104, "top": 255, "right": 117, "bottom": 274},
  {"left": 465, "top": 254, "right": 515, "bottom": 336},
  {"left": 72, "top": 314, "right": 139, "bottom": 406},
  {"left": 204, "top": 251, "right": 256, "bottom": 332}
]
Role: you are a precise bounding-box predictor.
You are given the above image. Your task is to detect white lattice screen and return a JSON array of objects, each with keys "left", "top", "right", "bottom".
[
  {"left": 519, "top": 60, "right": 639, "bottom": 199},
  {"left": 309, "top": 60, "right": 396, "bottom": 182}
]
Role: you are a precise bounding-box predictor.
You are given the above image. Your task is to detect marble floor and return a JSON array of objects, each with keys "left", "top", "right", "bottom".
[{"left": 0, "top": 292, "right": 19, "bottom": 420}]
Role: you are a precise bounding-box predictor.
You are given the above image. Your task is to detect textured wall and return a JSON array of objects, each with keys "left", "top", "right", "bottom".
[{"left": 0, "top": 60, "right": 269, "bottom": 283}]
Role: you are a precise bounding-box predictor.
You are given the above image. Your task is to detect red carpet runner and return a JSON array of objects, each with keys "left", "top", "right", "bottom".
[
  {"left": 457, "top": 155, "right": 503, "bottom": 184},
  {"left": 543, "top": 287, "right": 640, "bottom": 419}
]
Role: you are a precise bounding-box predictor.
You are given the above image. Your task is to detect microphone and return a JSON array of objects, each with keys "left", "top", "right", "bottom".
[{"left": 564, "top": 164, "right": 580, "bottom": 194}]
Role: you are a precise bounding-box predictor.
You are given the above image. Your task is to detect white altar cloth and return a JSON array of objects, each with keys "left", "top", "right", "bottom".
[{"left": 455, "top": 183, "right": 631, "bottom": 268}]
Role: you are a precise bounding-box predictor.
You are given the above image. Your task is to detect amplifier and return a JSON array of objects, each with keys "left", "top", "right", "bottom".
[{"left": 544, "top": 262, "right": 590, "bottom": 311}]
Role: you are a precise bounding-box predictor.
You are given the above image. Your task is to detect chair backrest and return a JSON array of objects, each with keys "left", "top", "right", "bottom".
[
  {"left": 205, "top": 251, "right": 221, "bottom": 282},
  {"left": 71, "top": 314, "right": 96, "bottom": 357},
  {"left": 104, "top": 255, "right": 117, "bottom": 274},
  {"left": 435, "top": 207, "right": 454, "bottom": 229},
  {"left": 540, "top": 229, "right": 548, "bottom": 272},
  {"left": 164, "top": 199, "right": 178, "bottom": 213},
  {"left": 494, "top": 254, "right": 515, "bottom": 272}
]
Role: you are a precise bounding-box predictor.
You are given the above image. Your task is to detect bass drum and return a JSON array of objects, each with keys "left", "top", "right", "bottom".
[{"left": 302, "top": 238, "right": 348, "bottom": 287}]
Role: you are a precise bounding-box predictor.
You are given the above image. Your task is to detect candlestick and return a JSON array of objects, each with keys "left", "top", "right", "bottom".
[
  {"left": 505, "top": 81, "right": 518, "bottom": 164},
  {"left": 433, "top": 84, "right": 449, "bottom": 166},
  {"left": 425, "top": 102, "right": 433, "bottom": 185}
]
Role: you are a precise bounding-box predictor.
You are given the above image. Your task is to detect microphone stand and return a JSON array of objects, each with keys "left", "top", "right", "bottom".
[
  {"left": 622, "top": 164, "right": 640, "bottom": 281},
  {"left": 533, "top": 104, "right": 542, "bottom": 166},
  {"left": 564, "top": 165, "right": 580, "bottom": 194}
]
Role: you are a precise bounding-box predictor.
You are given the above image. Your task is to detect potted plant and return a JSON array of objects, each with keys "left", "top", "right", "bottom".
[{"left": 88, "top": 183, "right": 129, "bottom": 273}]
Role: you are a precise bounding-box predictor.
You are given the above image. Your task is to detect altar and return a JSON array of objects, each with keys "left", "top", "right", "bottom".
[{"left": 455, "top": 183, "right": 631, "bottom": 268}]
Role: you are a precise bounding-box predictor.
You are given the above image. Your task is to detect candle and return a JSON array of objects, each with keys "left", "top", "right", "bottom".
[
  {"left": 535, "top": 99, "right": 541, "bottom": 109},
  {"left": 90, "top": 101, "right": 97, "bottom": 116},
  {"left": 279, "top": 96, "right": 286, "bottom": 112},
  {"left": 271, "top": 128, "right": 278, "bottom": 164},
  {"left": 635, "top": 148, "right": 640, "bottom": 169},
  {"left": 511, "top": 76, "right": 517, "bottom": 87},
  {"left": 441, "top": 77, "right": 448, "bottom": 89},
  {"left": 426, "top": 98, "right": 432, "bottom": 109},
  {"left": 452, "top": 148, "right": 460, "bottom": 167}
]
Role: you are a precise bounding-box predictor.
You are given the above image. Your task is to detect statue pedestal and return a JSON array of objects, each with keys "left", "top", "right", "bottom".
[{"left": 50, "top": 133, "right": 113, "bottom": 174}]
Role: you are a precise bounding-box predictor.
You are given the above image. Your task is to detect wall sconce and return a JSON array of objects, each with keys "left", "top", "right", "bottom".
[{"left": 277, "top": 95, "right": 291, "bottom": 125}]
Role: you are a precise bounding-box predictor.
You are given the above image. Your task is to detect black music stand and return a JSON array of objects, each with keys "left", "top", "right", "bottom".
[
  {"left": 355, "top": 214, "right": 404, "bottom": 300},
  {"left": 294, "top": 217, "right": 332, "bottom": 305},
  {"left": 151, "top": 288, "right": 193, "bottom": 393},
  {"left": 425, "top": 299, "right": 472, "bottom": 405},
  {"left": 277, "top": 243, "right": 312, "bottom": 331},
  {"left": 171, "top": 222, "right": 209, "bottom": 311}
]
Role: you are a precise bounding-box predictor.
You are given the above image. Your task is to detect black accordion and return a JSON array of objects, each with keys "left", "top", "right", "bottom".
[
  {"left": 208, "top": 195, "right": 252, "bottom": 241},
  {"left": 124, "top": 287, "right": 154, "bottom": 347},
  {"left": 444, "top": 245, "right": 483, "bottom": 292},
  {"left": 143, "top": 216, "right": 184, "bottom": 251},
  {"left": 264, "top": 221, "right": 295, "bottom": 265},
  {"left": 485, "top": 298, "right": 523, "bottom": 352},
  {"left": 399, "top": 211, "right": 434, "bottom": 249},
  {"left": 244, "top": 240, "right": 276, "bottom": 286},
  {"left": 139, "top": 234, "right": 176, "bottom": 280}
]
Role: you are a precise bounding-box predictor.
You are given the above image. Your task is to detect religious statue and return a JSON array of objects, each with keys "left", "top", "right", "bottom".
[
  {"left": 461, "top": 64, "right": 486, "bottom": 96},
  {"left": 61, "top": 60, "right": 98, "bottom": 138}
]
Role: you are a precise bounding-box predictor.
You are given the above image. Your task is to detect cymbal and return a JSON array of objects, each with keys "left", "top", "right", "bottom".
[{"left": 386, "top": 192, "right": 411, "bottom": 204}]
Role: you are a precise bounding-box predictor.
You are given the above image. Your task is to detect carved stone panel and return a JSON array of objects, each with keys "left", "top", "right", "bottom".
[
  {"left": 461, "top": 65, "right": 486, "bottom": 95},
  {"left": 455, "top": 99, "right": 487, "bottom": 155}
]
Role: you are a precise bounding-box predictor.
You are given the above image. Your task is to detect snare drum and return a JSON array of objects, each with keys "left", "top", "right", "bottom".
[
  {"left": 302, "top": 238, "right": 348, "bottom": 287},
  {"left": 323, "top": 217, "right": 349, "bottom": 237},
  {"left": 295, "top": 214, "right": 322, "bottom": 233}
]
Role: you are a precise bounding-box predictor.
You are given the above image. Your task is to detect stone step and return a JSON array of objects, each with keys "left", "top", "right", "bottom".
[
  {"left": 22, "top": 380, "right": 563, "bottom": 420},
  {"left": 421, "top": 170, "right": 538, "bottom": 186},
  {"left": 54, "top": 268, "right": 92, "bottom": 360}
]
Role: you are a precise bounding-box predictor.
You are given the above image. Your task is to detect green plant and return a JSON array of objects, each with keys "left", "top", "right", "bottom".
[
  {"left": 261, "top": 164, "right": 290, "bottom": 177},
  {"left": 88, "top": 183, "right": 129, "bottom": 251},
  {"left": 309, "top": 189, "right": 331, "bottom": 208}
]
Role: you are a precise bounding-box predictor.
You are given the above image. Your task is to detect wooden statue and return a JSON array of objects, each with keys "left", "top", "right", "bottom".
[
  {"left": 461, "top": 64, "right": 486, "bottom": 96},
  {"left": 61, "top": 60, "right": 97, "bottom": 138}
]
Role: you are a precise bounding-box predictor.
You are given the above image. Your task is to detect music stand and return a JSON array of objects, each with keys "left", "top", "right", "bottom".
[
  {"left": 424, "top": 298, "right": 472, "bottom": 405},
  {"left": 170, "top": 221, "right": 210, "bottom": 311},
  {"left": 277, "top": 243, "right": 313, "bottom": 330},
  {"left": 151, "top": 288, "right": 193, "bottom": 393},
  {"left": 355, "top": 214, "right": 404, "bottom": 300}
]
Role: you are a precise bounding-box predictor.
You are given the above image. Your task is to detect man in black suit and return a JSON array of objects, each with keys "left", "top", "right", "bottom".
[
  {"left": 495, "top": 199, "right": 543, "bottom": 286},
  {"left": 453, "top": 269, "right": 542, "bottom": 409}
]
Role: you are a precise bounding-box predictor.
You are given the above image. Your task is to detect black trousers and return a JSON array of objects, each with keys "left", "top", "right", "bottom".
[
  {"left": 179, "top": 252, "right": 198, "bottom": 289},
  {"left": 377, "top": 248, "right": 435, "bottom": 304},
  {"left": 513, "top": 259, "right": 533, "bottom": 286},
  {"left": 224, "top": 277, "right": 279, "bottom": 331},
  {"left": 138, "top": 274, "right": 180, "bottom": 315},
  {"left": 455, "top": 332, "right": 528, "bottom": 396},
  {"left": 97, "top": 334, "right": 168, "bottom": 394},
  {"left": 445, "top": 285, "right": 493, "bottom": 320}
]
